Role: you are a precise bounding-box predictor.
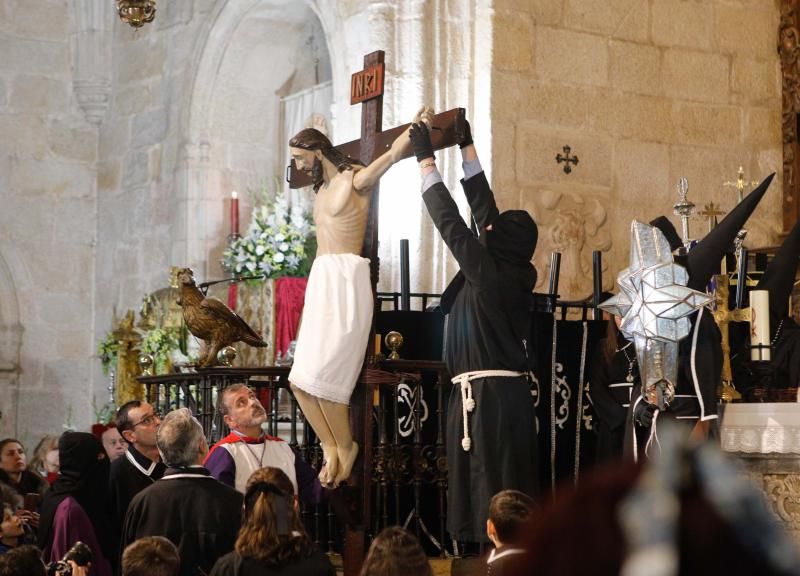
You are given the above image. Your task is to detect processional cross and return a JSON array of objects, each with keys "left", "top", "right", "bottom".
[
  {"left": 724, "top": 166, "right": 759, "bottom": 204},
  {"left": 698, "top": 202, "right": 725, "bottom": 233},
  {"left": 288, "top": 50, "right": 465, "bottom": 575}
]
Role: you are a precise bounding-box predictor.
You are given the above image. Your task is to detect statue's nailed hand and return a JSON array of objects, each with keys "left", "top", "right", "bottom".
[
  {"left": 409, "top": 122, "right": 434, "bottom": 162},
  {"left": 414, "top": 105, "right": 435, "bottom": 128},
  {"left": 459, "top": 119, "right": 473, "bottom": 149}
]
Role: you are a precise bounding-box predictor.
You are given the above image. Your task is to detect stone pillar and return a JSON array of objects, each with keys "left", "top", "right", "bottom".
[
  {"left": 70, "top": 0, "right": 113, "bottom": 125},
  {"left": 0, "top": 324, "right": 22, "bottom": 438}
]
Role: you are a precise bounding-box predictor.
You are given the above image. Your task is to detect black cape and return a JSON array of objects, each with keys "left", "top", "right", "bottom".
[
  {"left": 589, "top": 334, "right": 638, "bottom": 463},
  {"left": 423, "top": 171, "right": 538, "bottom": 543},
  {"left": 109, "top": 445, "right": 166, "bottom": 536},
  {"left": 122, "top": 467, "right": 243, "bottom": 576},
  {"left": 625, "top": 308, "right": 721, "bottom": 459}
]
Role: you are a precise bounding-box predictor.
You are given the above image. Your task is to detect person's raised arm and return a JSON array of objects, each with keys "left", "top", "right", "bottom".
[
  {"left": 411, "top": 122, "right": 493, "bottom": 286},
  {"left": 457, "top": 120, "right": 498, "bottom": 230},
  {"left": 352, "top": 106, "right": 434, "bottom": 194}
]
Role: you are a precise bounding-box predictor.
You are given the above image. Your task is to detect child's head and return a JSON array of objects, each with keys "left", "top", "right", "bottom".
[
  {"left": 0, "top": 505, "right": 24, "bottom": 542},
  {"left": 487, "top": 490, "right": 536, "bottom": 547}
]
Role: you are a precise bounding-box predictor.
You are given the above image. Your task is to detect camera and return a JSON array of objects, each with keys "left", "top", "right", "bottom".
[{"left": 45, "top": 541, "right": 93, "bottom": 576}]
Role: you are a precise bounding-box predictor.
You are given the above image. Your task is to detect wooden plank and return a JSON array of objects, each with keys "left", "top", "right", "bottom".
[{"left": 287, "top": 108, "right": 466, "bottom": 189}]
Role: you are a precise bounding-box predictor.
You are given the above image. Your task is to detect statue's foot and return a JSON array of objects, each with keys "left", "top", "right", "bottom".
[
  {"left": 334, "top": 441, "right": 359, "bottom": 486},
  {"left": 319, "top": 445, "right": 339, "bottom": 487}
]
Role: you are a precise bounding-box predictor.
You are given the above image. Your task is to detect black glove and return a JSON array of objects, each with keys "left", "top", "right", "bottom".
[
  {"left": 634, "top": 401, "right": 657, "bottom": 428},
  {"left": 409, "top": 122, "right": 434, "bottom": 162},
  {"left": 459, "top": 119, "right": 473, "bottom": 149}
]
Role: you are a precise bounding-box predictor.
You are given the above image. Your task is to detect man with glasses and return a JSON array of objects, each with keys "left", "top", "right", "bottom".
[{"left": 109, "top": 401, "right": 167, "bottom": 535}]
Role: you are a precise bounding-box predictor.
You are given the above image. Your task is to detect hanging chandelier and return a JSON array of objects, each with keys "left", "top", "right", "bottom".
[{"left": 117, "top": 0, "right": 156, "bottom": 29}]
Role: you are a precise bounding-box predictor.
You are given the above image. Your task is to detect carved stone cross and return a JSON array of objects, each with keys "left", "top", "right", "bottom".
[{"left": 555, "top": 144, "right": 579, "bottom": 174}]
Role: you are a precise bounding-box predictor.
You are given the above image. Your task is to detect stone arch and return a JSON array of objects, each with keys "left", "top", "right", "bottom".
[{"left": 174, "top": 0, "right": 341, "bottom": 278}]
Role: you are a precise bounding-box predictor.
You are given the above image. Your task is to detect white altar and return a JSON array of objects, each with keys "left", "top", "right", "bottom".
[{"left": 721, "top": 403, "right": 800, "bottom": 544}]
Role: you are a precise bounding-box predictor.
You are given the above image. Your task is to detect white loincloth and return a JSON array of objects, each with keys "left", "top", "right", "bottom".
[{"left": 289, "top": 253, "right": 373, "bottom": 405}]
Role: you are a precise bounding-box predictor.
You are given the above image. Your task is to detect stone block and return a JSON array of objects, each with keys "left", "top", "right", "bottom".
[
  {"left": 717, "top": 4, "right": 777, "bottom": 59},
  {"left": 744, "top": 107, "right": 781, "bottom": 148},
  {"left": 613, "top": 139, "right": 670, "bottom": 210},
  {"left": 122, "top": 150, "right": 150, "bottom": 189},
  {"left": 53, "top": 198, "right": 95, "bottom": 246},
  {"left": 516, "top": 124, "right": 613, "bottom": 188},
  {"left": 610, "top": 41, "right": 661, "bottom": 96},
  {"left": 98, "top": 160, "right": 120, "bottom": 192},
  {"left": 0, "top": 38, "right": 68, "bottom": 76},
  {"left": 494, "top": 11, "right": 533, "bottom": 72},
  {"left": 0, "top": 78, "right": 7, "bottom": 108},
  {"left": 131, "top": 107, "right": 168, "bottom": 149},
  {"left": 536, "top": 27, "right": 609, "bottom": 87},
  {"left": 114, "top": 84, "right": 152, "bottom": 116},
  {"left": 156, "top": 0, "right": 193, "bottom": 29},
  {"left": 517, "top": 81, "right": 591, "bottom": 129},
  {"left": 48, "top": 121, "right": 97, "bottom": 163},
  {"left": 651, "top": 0, "right": 714, "bottom": 50},
  {"left": 662, "top": 49, "right": 729, "bottom": 104},
  {"left": 590, "top": 92, "right": 674, "bottom": 143},
  {"left": 9, "top": 75, "right": 68, "bottom": 111},
  {"left": 11, "top": 0, "right": 69, "bottom": 41},
  {"left": 564, "top": 0, "right": 649, "bottom": 42},
  {"left": 671, "top": 102, "right": 741, "bottom": 146},
  {"left": 0, "top": 114, "right": 48, "bottom": 159},
  {"left": 505, "top": 0, "right": 563, "bottom": 25},
  {"left": 731, "top": 57, "right": 780, "bottom": 103},
  {"left": 114, "top": 37, "right": 167, "bottom": 84},
  {"left": 99, "top": 117, "right": 131, "bottom": 158},
  {"left": 10, "top": 158, "right": 94, "bottom": 200}
]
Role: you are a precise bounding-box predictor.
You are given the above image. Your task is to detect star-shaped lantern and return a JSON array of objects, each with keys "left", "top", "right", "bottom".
[{"left": 601, "top": 221, "right": 712, "bottom": 409}]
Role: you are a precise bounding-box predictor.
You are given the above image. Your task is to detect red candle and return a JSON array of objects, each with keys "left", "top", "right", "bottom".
[
  {"left": 230, "top": 190, "right": 239, "bottom": 235},
  {"left": 228, "top": 282, "right": 238, "bottom": 310}
]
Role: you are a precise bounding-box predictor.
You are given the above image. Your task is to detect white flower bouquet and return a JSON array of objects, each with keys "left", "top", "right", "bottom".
[{"left": 224, "top": 185, "right": 315, "bottom": 279}]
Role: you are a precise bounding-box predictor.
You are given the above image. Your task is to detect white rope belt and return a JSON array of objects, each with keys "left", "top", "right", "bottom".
[{"left": 451, "top": 370, "right": 526, "bottom": 451}]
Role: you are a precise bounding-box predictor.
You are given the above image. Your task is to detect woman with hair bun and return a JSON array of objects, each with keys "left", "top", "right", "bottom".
[{"left": 210, "top": 467, "right": 333, "bottom": 576}]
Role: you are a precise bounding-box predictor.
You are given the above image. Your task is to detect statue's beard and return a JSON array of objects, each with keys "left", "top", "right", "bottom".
[{"left": 311, "top": 157, "right": 323, "bottom": 191}]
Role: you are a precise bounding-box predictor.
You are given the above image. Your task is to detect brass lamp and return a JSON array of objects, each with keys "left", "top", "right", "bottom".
[{"left": 117, "top": 0, "right": 156, "bottom": 29}]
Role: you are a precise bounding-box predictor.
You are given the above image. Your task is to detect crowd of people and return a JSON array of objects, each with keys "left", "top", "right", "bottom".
[{"left": 0, "top": 390, "right": 493, "bottom": 576}]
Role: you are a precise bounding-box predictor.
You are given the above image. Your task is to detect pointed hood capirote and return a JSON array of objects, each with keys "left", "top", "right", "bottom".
[
  {"left": 756, "top": 217, "right": 800, "bottom": 324},
  {"left": 684, "top": 173, "right": 774, "bottom": 291},
  {"left": 649, "top": 215, "right": 683, "bottom": 253}
]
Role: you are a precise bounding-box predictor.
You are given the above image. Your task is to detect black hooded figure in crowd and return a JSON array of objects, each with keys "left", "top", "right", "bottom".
[
  {"left": 735, "top": 216, "right": 800, "bottom": 395},
  {"left": 626, "top": 174, "right": 774, "bottom": 460},
  {"left": 408, "top": 119, "right": 538, "bottom": 544},
  {"left": 38, "top": 432, "right": 114, "bottom": 576}
]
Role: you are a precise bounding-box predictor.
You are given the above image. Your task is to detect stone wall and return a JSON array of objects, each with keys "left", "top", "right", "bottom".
[
  {"left": 492, "top": 0, "right": 783, "bottom": 299},
  {"left": 0, "top": 0, "right": 99, "bottom": 441}
]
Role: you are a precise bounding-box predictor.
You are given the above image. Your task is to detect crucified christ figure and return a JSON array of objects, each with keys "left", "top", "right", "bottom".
[{"left": 287, "top": 106, "right": 434, "bottom": 487}]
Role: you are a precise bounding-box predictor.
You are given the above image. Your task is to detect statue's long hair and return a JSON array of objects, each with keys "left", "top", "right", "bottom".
[{"left": 289, "top": 128, "right": 364, "bottom": 193}]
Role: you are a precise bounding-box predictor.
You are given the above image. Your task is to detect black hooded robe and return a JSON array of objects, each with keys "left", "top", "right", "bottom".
[
  {"left": 625, "top": 307, "right": 721, "bottom": 460},
  {"left": 589, "top": 334, "right": 638, "bottom": 463},
  {"left": 422, "top": 171, "right": 538, "bottom": 544}
]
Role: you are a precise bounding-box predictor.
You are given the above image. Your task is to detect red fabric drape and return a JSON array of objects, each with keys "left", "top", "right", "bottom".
[{"left": 274, "top": 277, "right": 308, "bottom": 357}]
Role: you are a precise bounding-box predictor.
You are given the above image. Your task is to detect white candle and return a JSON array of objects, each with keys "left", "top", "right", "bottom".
[{"left": 750, "top": 290, "right": 771, "bottom": 361}]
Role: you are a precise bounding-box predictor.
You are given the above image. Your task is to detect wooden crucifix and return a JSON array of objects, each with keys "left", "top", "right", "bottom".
[{"left": 288, "top": 50, "right": 465, "bottom": 575}]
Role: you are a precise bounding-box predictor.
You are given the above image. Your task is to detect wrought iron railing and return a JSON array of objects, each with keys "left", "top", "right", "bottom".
[{"left": 137, "top": 359, "right": 450, "bottom": 556}]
